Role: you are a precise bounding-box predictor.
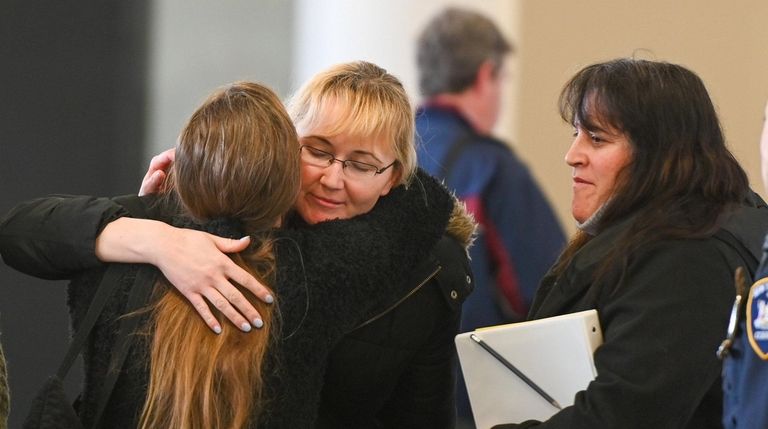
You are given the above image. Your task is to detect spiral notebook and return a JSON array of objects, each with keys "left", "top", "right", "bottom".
[{"left": 455, "top": 310, "right": 603, "bottom": 429}]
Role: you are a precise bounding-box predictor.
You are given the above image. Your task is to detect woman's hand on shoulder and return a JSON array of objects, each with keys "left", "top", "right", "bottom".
[
  {"left": 139, "top": 148, "right": 175, "bottom": 196},
  {"left": 97, "top": 218, "right": 273, "bottom": 334}
]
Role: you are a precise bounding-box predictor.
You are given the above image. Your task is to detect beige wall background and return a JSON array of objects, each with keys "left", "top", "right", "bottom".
[
  {"left": 149, "top": 0, "right": 768, "bottom": 236},
  {"left": 515, "top": 0, "right": 768, "bottom": 234}
]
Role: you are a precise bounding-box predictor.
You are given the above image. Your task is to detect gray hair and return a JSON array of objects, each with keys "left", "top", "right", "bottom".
[{"left": 416, "top": 7, "right": 513, "bottom": 97}]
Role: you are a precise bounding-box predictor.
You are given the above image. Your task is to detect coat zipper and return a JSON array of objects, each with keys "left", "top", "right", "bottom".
[{"left": 351, "top": 265, "right": 442, "bottom": 331}]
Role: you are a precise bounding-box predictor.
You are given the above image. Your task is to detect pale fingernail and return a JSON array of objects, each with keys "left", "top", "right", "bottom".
[
  {"left": 241, "top": 322, "right": 252, "bottom": 332},
  {"left": 253, "top": 318, "right": 264, "bottom": 329},
  {"left": 264, "top": 294, "right": 274, "bottom": 304},
  {"left": 239, "top": 236, "right": 250, "bottom": 241},
  {"left": 213, "top": 325, "right": 222, "bottom": 334}
]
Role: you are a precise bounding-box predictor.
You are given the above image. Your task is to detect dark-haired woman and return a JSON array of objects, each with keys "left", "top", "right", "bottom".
[{"left": 492, "top": 58, "right": 768, "bottom": 428}]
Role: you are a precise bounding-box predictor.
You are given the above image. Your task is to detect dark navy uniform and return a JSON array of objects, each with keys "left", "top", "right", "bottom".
[{"left": 722, "top": 235, "right": 768, "bottom": 429}]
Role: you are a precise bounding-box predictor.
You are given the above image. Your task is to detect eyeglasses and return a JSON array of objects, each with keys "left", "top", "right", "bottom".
[{"left": 299, "top": 145, "right": 397, "bottom": 179}]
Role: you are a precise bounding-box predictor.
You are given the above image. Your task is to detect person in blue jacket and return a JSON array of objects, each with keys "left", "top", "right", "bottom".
[
  {"left": 721, "top": 100, "right": 768, "bottom": 429},
  {"left": 415, "top": 7, "right": 565, "bottom": 328},
  {"left": 414, "top": 8, "right": 566, "bottom": 425}
]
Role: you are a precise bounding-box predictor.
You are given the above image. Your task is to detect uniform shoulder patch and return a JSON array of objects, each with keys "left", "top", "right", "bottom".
[{"left": 747, "top": 277, "right": 768, "bottom": 360}]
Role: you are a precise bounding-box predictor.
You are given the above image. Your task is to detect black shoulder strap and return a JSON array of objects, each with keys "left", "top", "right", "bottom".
[
  {"left": 55, "top": 265, "right": 126, "bottom": 379},
  {"left": 713, "top": 194, "right": 768, "bottom": 278},
  {"left": 55, "top": 196, "right": 156, "bottom": 428},
  {"left": 92, "top": 265, "right": 157, "bottom": 428},
  {"left": 433, "top": 235, "right": 474, "bottom": 312},
  {"left": 714, "top": 229, "right": 759, "bottom": 276},
  {"left": 438, "top": 133, "right": 475, "bottom": 181}
]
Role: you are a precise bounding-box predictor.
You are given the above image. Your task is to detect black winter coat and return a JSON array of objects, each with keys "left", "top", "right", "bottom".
[
  {"left": 494, "top": 193, "right": 768, "bottom": 429},
  {"left": 317, "top": 233, "right": 471, "bottom": 429}
]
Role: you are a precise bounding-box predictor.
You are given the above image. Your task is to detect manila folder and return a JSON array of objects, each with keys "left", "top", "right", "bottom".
[{"left": 455, "top": 309, "right": 603, "bottom": 429}]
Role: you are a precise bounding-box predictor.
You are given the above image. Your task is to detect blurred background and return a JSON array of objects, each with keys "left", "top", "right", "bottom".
[{"left": 2, "top": 0, "right": 767, "bottom": 426}]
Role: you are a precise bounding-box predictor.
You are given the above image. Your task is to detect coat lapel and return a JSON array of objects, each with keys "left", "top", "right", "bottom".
[{"left": 530, "top": 219, "right": 631, "bottom": 319}]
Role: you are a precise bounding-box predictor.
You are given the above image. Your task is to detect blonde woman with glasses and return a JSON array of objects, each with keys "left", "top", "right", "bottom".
[{"left": 0, "top": 62, "right": 474, "bottom": 428}]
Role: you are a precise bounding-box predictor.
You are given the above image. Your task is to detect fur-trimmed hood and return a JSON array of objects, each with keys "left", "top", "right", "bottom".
[{"left": 447, "top": 197, "right": 477, "bottom": 251}]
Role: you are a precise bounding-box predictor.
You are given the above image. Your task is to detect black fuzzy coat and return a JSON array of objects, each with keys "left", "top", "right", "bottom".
[
  {"left": 316, "top": 230, "right": 472, "bottom": 429},
  {"left": 0, "top": 171, "right": 460, "bottom": 428}
]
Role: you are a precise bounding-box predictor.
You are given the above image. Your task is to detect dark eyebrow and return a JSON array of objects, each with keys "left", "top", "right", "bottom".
[
  {"left": 587, "top": 125, "right": 609, "bottom": 134},
  {"left": 301, "top": 134, "right": 384, "bottom": 164},
  {"left": 575, "top": 118, "right": 611, "bottom": 135}
]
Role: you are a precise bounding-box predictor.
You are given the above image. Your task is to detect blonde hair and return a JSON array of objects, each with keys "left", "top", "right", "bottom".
[
  {"left": 287, "top": 61, "right": 417, "bottom": 185},
  {"left": 139, "top": 81, "right": 300, "bottom": 429}
]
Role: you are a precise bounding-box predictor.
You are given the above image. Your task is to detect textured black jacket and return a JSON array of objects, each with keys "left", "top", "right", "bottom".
[
  {"left": 317, "top": 232, "right": 472, "bottom": 429},
  {"left": 0, "top": 171, "right": 471, "bottom": 428}
]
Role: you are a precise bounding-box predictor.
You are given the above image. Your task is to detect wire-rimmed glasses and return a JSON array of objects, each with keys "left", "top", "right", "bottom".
[{"left": 299, "top": 145, "right": 397, "bottom": 180}]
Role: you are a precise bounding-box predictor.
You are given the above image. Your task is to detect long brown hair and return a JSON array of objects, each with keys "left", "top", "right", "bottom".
[
  {"left": 139, "top": 82, "right": 300, "bottom": 429},
  {"left": 553, "top": 58, "right": 749, "bottom": 282}
]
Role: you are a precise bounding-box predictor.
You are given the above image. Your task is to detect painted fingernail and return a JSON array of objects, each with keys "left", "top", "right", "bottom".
[
  {"left": 253, "top": 318, "right": 264, "bottom": 329},
  {"left": 213, "top": 325, "right": 222, "bottom": 335},
  {"left": 264, "top": 294, "right": 274, "bottom": 304},
  {"left": 241, "top": 322, "right": 252, "bottom": 332}
]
